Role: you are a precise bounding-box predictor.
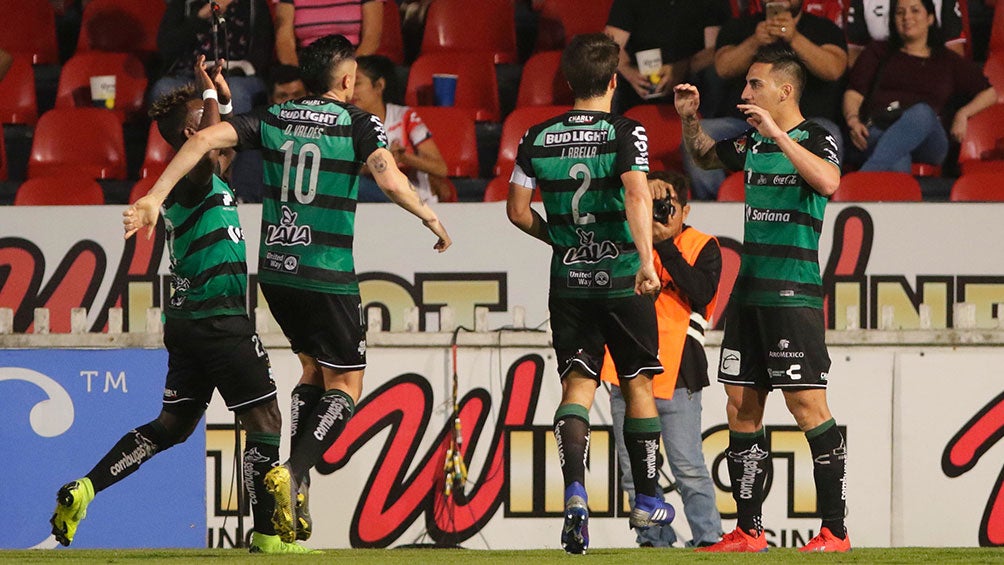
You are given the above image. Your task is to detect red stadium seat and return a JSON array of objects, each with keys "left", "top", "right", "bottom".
[
  {"left": 55, "top": 52, "right": 149, "bottom": 123},
  {"left": 958, "top": 103, "right": 1004, "bottom": 174},
  {"left": 0, "top": 55, "right": 39, "bottom": 125},
  {"left": 0, "top": 0, "right": 58, "bottom": 64},
  {"left": 494, "top": 105, "right": 570, "bottom": 177},
  {"left": 15, "top": 175, "right": 106, "bottom": 205},
  {"left": 375, "top": 0, "right": 405, "bottom": 64},
  {"left": 77, "top": 0, "right": 165, "bottom": 58},
  {"left": 483, "top": 174, "right": 509, "bottom": 202},
  {"left": 517, "top": 51, "right": 573, "bottom": 108},
  {"left": 141, "top": 122, "right": 175, "bottom": 179},
  {"left": 421, "top": 0, "right": 517, "bottom": 64},
  {"left": 483, "top": 174, "right": 542, "bottom": 202},
  {"left": 129, "top": 176, "right": 157, "bottom": 204},
  {"left": 29, "top": 108, "right": 127, "bottom": 180},
  {"left": 991, "top": 0, "right": 1004, "bottom": 55},
  {"left": 717, "top": 171, "right": 746, "bottom": 202},
  {"left": 0, "top": 126, "right": 6, "bottom": 181},
  {"left": 949, "top": 172, "right": 1004, "bottom": 201},
  {"left": 832, "top": 171, "right": 922, "bottom": 202},
  {"left": 534, "top": 0, "right": 614, "bottom": 52},
  {"left": 406, "top": 52, "right": 501, "bottom": 122},
  {"left": 624, "top": 104, "right": 684, "bottom": 172},
  {"left": 984, "top": 54, "right": 1004, "bottom": 101},
  {"left": 413, "top": 107, "right": 479, "bottom": 178}
]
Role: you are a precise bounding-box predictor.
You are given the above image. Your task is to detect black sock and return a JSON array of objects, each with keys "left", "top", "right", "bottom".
[
  {"left": 290, "top": 384, "right": 323, "bottom": 484},
  {"left": 553, "top": 404, "right": 590, "bottom": 489},
  {"left": 288, "top": 390, "right": 354, "bottom": 479},
  {"left": 806, "top": 419, "right": 847, "bottom": 539},
  {"left": 244, "top": 431, "right": 280, "bottom": 536},
  {"left": 726, "top": 428, "right": 770, "bottom": 536},
  {"left": 85, "top": 421, "right": 168, "bottom": 493},
  {"left": 623, "top": 417, "right": 661, "bottom": 498},
  {"left": 290, "top": 384, "right": 324, "bottom": 451}
]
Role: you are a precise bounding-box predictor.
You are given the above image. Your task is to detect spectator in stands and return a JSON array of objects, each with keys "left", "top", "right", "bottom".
[
  {"left": 683, "top": 0, "right": 847, "bottom": 199},
  {"left": 604, "top": 0, "right": 732, "bottom": 114},
  {"left": 151, "top": 0, "right": 274, "bottom": 115},
  {"left": 843, "top": 0, "right": 996, "bottom": 172},
  {"left": 268, "top": 63, "right": 307, "bottom": 104},
  {"left": 274, "top": 0, "right": 383, "bottom": 65},
  {"left": 846, "top": 0, "right": 966, "bottom": 66},
  {"left": 350, "top": 54, "right": 450, "bottom": 203}
]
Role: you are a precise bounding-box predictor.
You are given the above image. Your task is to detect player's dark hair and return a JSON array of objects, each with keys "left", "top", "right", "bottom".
[
  {"left": 753, "top": 43, "right": 806, "bottom": 101},
  {"left": 268, "top": 64, "right": 302, "bottom": 91},
  {"left": 299, "top": 34, "right": 356, "bottom": 95},
  {"left": 888, "top": 0, "right": 944, "bottom": 52},
  {"left": 648, "top": 170, "right": 691, "bottom": 206},
  {"left": 560, "top": 33, "right": 619, "bottom": 100},
  {"left": 149, "top": 84, "right": 198, "bottom": 149},
  {"left": 356, "top": 54, "right": 400, "bottom": 104}
]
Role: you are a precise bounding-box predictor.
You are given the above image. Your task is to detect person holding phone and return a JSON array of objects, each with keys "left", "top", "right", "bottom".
[{"left": 682, "top": 0, "right": 847, "bottom": 200}]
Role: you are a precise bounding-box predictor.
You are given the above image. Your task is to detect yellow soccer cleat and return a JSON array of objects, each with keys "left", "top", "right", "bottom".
[
  {"left": 263, "top": 464, "right": 298, "bottom": 543},
  {"left": 50, "top": 478, "right": 95, "bottom": 547},
  {"left": 249, "top": 531, "right": 322, "bottom": 554}
]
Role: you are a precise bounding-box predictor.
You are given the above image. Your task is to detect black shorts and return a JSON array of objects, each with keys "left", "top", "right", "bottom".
[
  {"left": 163, "top": 315, "right": 276, "bottom": 413},
  {"left": 261, "top": 283, "right": 366, "bottom": 370},
  {"left": 718, "top": 304, "right": 831, "bottom": 390},
  {"left": 549, "top": 294, "right": 663, "bottom": 381}
]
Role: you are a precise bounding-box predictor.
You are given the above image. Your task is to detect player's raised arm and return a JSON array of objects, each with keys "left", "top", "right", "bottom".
[{"left": 123, "top": 121, "right": 239, "bottom": 240}]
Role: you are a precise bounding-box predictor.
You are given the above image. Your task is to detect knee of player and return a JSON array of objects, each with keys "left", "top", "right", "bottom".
[{"left": 237, "top": 400, "right": 283, "bottom": 434}]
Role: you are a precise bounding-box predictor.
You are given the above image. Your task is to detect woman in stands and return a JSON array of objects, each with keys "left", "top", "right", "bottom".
[
  {"left": 274, "top": 0, "right": 382, "bottom": 65},
  {"left": 351, "top": 55, "right": 450, "bottom": 203},
  {"left": 842, "top": 0, "right": 996, "bottom": 173}
]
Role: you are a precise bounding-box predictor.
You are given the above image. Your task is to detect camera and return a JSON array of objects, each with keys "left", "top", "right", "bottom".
[{"left": 652, "top": 197, "right": 676, "bottom": 224}]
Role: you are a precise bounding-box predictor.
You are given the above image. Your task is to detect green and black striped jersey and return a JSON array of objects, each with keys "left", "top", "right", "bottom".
[
  {"left": 162, "top": 174, "right": 247, "bottom": 319},
  {"left": 512, "top": 110, "right": 650, "bottom": 299},
  {"left": 230, "top": 97, "right": 387, "bottom": 295},
  {"left": 716, "top": 120, "right": 840, "bottom": 309}
]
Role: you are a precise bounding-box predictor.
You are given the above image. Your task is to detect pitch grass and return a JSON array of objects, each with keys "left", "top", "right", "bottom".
[{"left": 1, "top": 547, "right": 1002, "bottom": 564}]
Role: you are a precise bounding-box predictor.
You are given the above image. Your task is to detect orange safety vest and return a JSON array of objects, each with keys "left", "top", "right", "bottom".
[{"left": 600, "top": 226, "right": 719, "bottom": 399}]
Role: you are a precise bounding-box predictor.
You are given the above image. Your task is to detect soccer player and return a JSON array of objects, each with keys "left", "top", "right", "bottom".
[
  {"left": 52, "top": 57, "right": 312, "bottom": 554},
  {"left": 675, "top": 43, "right": 850, "bottom": 552},
  {"left": 506, "top": 33, "right": 675, "bottom": 555},
  {"left": 124, "top": 34, "right": 451, "bottom": 545}
]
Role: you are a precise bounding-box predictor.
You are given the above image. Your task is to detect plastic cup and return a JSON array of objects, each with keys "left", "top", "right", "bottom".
[{"left": 432, "top": 73, "right": 458, "bottom": 107}]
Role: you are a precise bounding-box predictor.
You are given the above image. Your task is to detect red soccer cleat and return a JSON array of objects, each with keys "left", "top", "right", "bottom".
[
  {"left": 695, "top": 527, "right": 768, "bottom": 553},
  {"left": 799, "top": 527, "right": 851, "bottom": 552}
]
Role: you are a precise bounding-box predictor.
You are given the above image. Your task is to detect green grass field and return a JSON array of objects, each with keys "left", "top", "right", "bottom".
[{"left": 1, "top": 547, "right": 1002, "bottom": 564}]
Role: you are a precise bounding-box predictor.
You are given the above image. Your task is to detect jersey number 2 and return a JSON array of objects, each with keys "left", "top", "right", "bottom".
[{"left": 569, "top": 163, "right": 595, "bottom": 225}]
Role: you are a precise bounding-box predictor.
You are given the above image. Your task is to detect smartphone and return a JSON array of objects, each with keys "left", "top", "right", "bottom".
[{"left": 765, "top": 1, "right": 788, "bottom": 19}]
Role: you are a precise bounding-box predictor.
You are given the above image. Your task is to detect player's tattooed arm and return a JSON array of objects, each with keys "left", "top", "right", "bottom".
[
  {"left": 371, "top": 153, "right": 388, "bottom": 173},
  {"left": 682, "top": 115, "right": 724, "bottom": 170}
]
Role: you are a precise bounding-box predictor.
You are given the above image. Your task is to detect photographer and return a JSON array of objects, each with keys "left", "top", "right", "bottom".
[{"left": 601, "top": 170, "right": 723, "bottom": 548}]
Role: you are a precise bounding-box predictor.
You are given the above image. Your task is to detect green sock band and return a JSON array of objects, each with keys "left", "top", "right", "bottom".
[
  {"left": 805, "top": 418, "right": 836, "bottom": 439},
  {"left": 624, "top": 416, "right": 661, "bottom": 434},
  {"left": 554, "top": 403, "right": 589, "bottom": 425},
  {"left": 245, "top": 431, "right": 281, "bottom": 446},
  {"left": 325, "top": 389, "right": 356, "bottom": 414}
]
